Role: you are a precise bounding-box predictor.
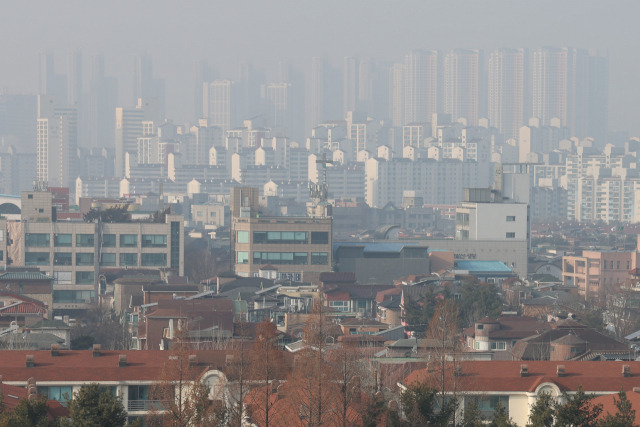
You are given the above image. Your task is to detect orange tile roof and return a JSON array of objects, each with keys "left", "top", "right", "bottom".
[{"left": 403, "top": 361, "right": 640, "bottom": 393}]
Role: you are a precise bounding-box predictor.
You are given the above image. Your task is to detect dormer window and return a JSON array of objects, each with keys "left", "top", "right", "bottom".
[{"left": 477, "top": 324, "right": 484, "bottom": 330}]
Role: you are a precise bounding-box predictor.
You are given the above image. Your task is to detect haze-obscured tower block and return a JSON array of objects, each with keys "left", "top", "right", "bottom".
[
  {"left": 132, "top": 54, "right": 165, "bottom": 118},
  {"left": 488, "top": 48, "right": 527, "bottom": 140},
  {"left": 444, "top": 49, "right": 481, "bottom": 126},
  {"left": 36, "top": 95, "right": 78, "bottom": 189},
  {"left": 403, "top": 50, "right": 439, "bottom": 124},
  {"left": 203, "top": 79, "right": 237, "bottom": 134}
]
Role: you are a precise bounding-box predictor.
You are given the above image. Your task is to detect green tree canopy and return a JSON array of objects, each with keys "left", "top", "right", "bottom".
[
  {"left": 65, "top": 383, "right": 128, "bottom": 427},
  {"left": 0, "top": 395, "right": 59, "bottom": 427}
]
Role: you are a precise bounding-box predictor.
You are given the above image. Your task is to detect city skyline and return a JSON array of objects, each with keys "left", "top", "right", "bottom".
[{"left": 0, "top": 0, "right": 638, "bottom": 134}]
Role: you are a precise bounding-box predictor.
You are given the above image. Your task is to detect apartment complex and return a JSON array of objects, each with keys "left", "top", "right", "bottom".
[{"left": 12, "top": 190, "right": 184, "bottom": 312}]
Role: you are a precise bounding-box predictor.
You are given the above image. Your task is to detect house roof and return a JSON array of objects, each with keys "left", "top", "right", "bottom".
[
  {"left": 0, "top": 382, "right": 68, "bottom": 418},
  {"left": 0, "top": 350, "right": 235, "bottom": 383},
  {"left": 464, "top": 316, "right": 550, "bottom": 340},
  {"left": 333, "top": 241, "right": 424, "bottom": 254},
  {"left": 323, "top": 284, "right": 393, "bottom": 300},
  {"left": 403, "top": 361, "right": 640, "bottom": 393},
  {"left": 0, "top": 271, "right": 53, "bottom": 281},
  {"left": 592, "top": 391, "right": 640, "bottom": 424}
]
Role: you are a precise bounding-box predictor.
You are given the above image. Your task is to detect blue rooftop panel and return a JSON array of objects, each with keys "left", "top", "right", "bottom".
[{"left": 454, "top": 260, "right": 513, "bottom": 273}]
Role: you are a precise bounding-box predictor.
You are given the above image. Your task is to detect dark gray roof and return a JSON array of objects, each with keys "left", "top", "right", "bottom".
[{"left": 0, "top": 271, "right": 53, "bottom": 281}]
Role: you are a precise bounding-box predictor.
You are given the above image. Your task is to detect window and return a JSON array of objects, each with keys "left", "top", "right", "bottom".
[
  {"left": 102, "top": 234, "right": 116, "bottom": 247},
  {"left": 491, "top": 342, "right": 506, "bottom": 350},
  {"left": 120, "top": 234, "right": 137, "bottom": 247},
  {"left": 506, "top": 216, "right": 516, "bottom": 222},
  {"left": 141, "top": 253, "right": 167, "bottom": 266},
  {"left": 252, "top": 252, "right": 308, "bottom": 265},
  {"left": 142, "top": 234, "right": 167, "bottom": 248},
  {"left": 25, "top": 233, "right": 50, "bottom": 247},
  {"left": 311, "top": 252, "right": 329, "bottom": 265},
  {"left": 311, "top": 231, "right": 329, "bottom": 244},
  {"left": 76, "top": 234, "right": 95, "bottom": 247},
  {"left": 54, "top": 234, "right": 72, "bottom": 247},
  {"left": 210, "top": 211, "right": 216, "bottom": 217},
  {"left": 76, "top": 271, "right": 95, "bottom": 284},
  {"left": 128, "top": 385, "right": 149, "bottom": 402},
  {"left": 611, "top": 261, "right": 614, "bottom": 269},
  {"left": 25, "top": 252, "right": 49, "bottom": 265},
  {"left": 76, "top": 253, "right": 94, "bottom": 266},
  {"left": 236, "top": 251, "right": 249, "bottom": 264},
  {"left": 101, "top": 253, "right": 116, "bottom": 266},
  {"left": 197, "top": 211, "right": 203, "bottom": 217},
  {"left": 54, "top": 252, "right": 72, "bottom": 266},
  {"left": 54, "top": 289, "right": 94, "bottom": 303},
  {"left": 120, "top": 253, "right": 138, "bottom": 266},
  {"left": 617, "top": 261, "right": 621, "bottom": 270},
  {"left": 328, "top": 300, "right": 349, "bottom": 312},
  {"left": 477, "top": 324, "right": 484, "bottom": 330},
  {"left": 38, "top": 386, "right": 72, "bottom": 405},
  {"left": 237, "top": 231, "right": 249, "bottom": 244},
  {"left": 253, "top": 231, "right": 308, "bottom": 244},
  {"left": 506, "top": 232, "right": 516, "bottom": 238},
  {"left": 474, "top": 342, "right": 480, "bottom": 350}
]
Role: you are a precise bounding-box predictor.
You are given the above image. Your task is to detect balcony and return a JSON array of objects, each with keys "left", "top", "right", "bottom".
[{"left": 127, "top": 400, "right": 165, "bottom": 412}]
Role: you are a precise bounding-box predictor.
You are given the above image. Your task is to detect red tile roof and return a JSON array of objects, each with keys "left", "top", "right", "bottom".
[
  {"left": 403, "top": 361, "right": 640, "bottom": 393},
  {"left": 0, "top": 350, "right": 232, "bottom": 383},
  {"left": 592, "top": 390, "right": 640, "bottom": 424}
]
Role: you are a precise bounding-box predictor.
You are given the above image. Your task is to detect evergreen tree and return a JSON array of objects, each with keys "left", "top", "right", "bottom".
[
  {"left": 526, "top": 393, "right": 555, "bottom": 427},
  {"left": 599, "top": 390, "right": 637, "bottom": 427},
  {"left": 65, "top": 383, "right": 128, "bottom": 427},
  {"left": 400, "top": 383, "right": 455, "bottom": 427},
  {"left": 489, "top": 401, "right": 518, "bottom": 427},
  {"left": 0, "top": 396, "right": 59, "bottom": 427},
  {"left": 460, "top": 400, "right": 484, "bottom": 427},
  {"left": 554, "top": 387, "right": 603, "bottom": 427}
]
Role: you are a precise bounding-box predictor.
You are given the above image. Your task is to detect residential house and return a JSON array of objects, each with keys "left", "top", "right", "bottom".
[{"left": 402, "top": 361, "right": 640, "bottom": 427}]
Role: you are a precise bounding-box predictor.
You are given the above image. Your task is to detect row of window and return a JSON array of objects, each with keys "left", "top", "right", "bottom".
[
  {"left": 236, "top": 251, "right": 329, "bottom": 265},
  {"left": 26, "top": 252, "right": 167, "bottom": 267},
  {"left": 26, "top": 233, "right": 167, "bottom": 248},
  {"left": 236, "top": 231, "right": 330, "bottom": 245}
]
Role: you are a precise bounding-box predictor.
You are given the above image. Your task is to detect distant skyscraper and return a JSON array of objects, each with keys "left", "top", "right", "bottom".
[
  {"left": 203, "top": 79, "right": 237, "bottom": 133},
  {"left": 0, "top": 94, "right": 37, "bottom": 152},
  {"left": 343, "top": 56, "right": 359, "bottom": 116},
  {"left": 531, "top": 47, "right": 572, "bottom": 129},
  {"left": 391, "top": 63, "right": 404, "bottom": 127},
  {"left": 87, "top": 54, "right": 118, "bottom": 150},
  {"left": 194, "top": 60, "right": 216, "bottom": 120},
  {"left": 309, "top": 57, "right": 342, "bottom": 131},
  {"left": 237, "top": 62, "right": 264, "bottom": 120},
  {"left": 133, "top": 55, "right": 165, "bottom": 118},
  {"left": 114, "top": 98, "right": 159, "bottom": 177},
  {"left": 358, "top": 59, "right": 375, "bottom": 113},
  {"left": 488, "top": 48, "right": 527, "bottom": 139},
  {"left": 403, "top": 50, "right": 438, "bottom": 124},
  {"left": 38, "top": 52, "right": 66, "bottom": 103},
  {"left": 444, "top": 49, "right": 481, "bottom": 126},
  {"left": 310, "top": 57, "right": 325, "bottom": 129},
  {"left": 67, "top": 50, "right": 83, "bottom": 106},
  {"left": 36, "top": 95, "right": 78, "bottom": 188},
  {"left": 265, "top": 82, "right": 292, "bottom": 137}
]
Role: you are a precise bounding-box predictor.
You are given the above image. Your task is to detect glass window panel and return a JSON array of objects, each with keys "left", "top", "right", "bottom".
[
  {"left": 102, "top": 234, "right": 116, "bottom": 247},
  {"left": 76, "top": 234, "right": 95, "bottom": 247},
  {"left": 54, "top": 252, "right": 72, "bottom": 266},
  {"left": 101, "top": 253, "right": 116, "bottom": 266},
  {"left": 76, "top": 253, "right": 94, "bottom": 266},
  {"left": 120, "top": 253, "right": 138, "bottom": 266},
  {"left": 236, "top": 231, "right": 249, "bottom": 244},
  {"left": 120, "top": 234, "right": 137, "bottom": 247},
  {"left": 54, "top": 234, "right": 72, "bottom": 247}
]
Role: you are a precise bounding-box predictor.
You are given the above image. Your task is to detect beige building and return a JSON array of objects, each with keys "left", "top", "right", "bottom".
[
  {"left": 12, "top": 190, "right": 184, "bottom": 312},
  {"left": 230, "top": 187, "right": 332, "bottom": 278}
]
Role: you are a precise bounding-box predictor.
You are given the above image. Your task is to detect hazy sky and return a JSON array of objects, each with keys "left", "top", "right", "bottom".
[{"left": 1, "top": 0, "right": 638, "bottom": 133}]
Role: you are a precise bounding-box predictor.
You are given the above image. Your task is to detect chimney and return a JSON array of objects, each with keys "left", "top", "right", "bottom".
[
  {"left": 92, "top": 344, "right": 102, "bottom": 357},
  {"left": 27, "top": 383, "right": 37, "bottom": 400},
  {"left": 118, "top": 354, "right": 127, "bottom": 367},
  {"left": 50, "top": 344, "right": 60, "bottom": 357},
  {"left": 271, "top": 379, "right": 280, "bottom": 394},
  {"left": 557, "top": 365, "right": 566, "bottom": 377},
  {"left": 188, "top": 354, "right": 197, "bottom": 367},
  {"left": 26, "top": 355, "right": 35, "bottom": 368},
  {"left": 520, "top": 364, "right": 529, "bottom": 377},
  {"left": 623, "top": 365, "right": 631, "bottom": 377}
]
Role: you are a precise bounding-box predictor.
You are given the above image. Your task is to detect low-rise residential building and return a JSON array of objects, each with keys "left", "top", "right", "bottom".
[{"left": 402, "top": 361, "right": 640, "bottom": 427}]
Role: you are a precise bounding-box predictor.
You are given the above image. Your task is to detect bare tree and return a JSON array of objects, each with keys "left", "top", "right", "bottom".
[
  {"left": 148, "top": 329, "right": 225, "bottom": 427},
  {"left": 225, "top": 321, "right": 251, "bottom": 427},
  {"left": 245, "top": 319, "right": 286, "bottom": 427}
]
